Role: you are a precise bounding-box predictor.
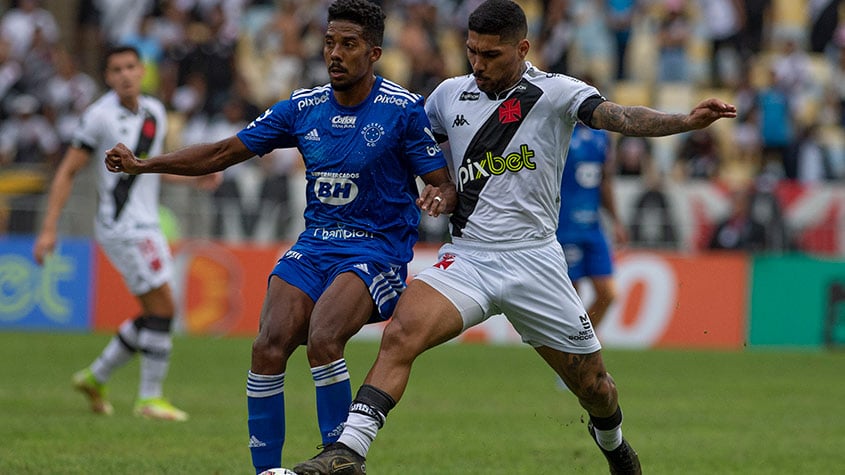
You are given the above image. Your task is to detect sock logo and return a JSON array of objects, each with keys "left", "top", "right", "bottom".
[
  {"left": 349, "top": 402, "right": 385, "bottom": 427},
  {"left": 248, "top": 435, "right": 267, "bottom": 448}
]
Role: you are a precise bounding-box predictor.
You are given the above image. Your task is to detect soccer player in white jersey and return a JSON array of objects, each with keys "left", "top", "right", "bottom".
[
  {"left": 33, "top": 46, "right": 218, "bottom": 421},
  {"left": 104, "top": 1, "right": 456, "bottom": 472},
  {"left": 293, "top": 1, "right": 737, "bottom": 474}
]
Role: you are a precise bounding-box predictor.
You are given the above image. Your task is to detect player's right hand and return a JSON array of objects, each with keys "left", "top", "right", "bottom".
[
  {"left": 105, "top": 143, "right": 141, "bottom": 174},
  {"left": 33, "top": 232, "right": 56, "bottom": 266}
]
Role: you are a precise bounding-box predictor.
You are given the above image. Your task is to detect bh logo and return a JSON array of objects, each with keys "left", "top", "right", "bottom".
[{"left": 315, "top": 177, "right": 358, "bottom": 205}]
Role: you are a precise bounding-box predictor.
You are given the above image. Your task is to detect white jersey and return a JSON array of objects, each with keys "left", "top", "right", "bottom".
[
  {"left": 72, "top": 91, "right": 168, "bottom": 240},
  {"left": 425, "top": 62, "right": 599, "bottom": 243}
]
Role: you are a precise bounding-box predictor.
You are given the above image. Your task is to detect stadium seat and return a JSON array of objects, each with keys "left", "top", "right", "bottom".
[{"left": 611, "top": 80, "right": 652, "bottom": 107}]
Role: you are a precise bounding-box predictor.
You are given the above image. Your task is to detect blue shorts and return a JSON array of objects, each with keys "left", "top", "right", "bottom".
[
  {"left": 558, "top": 230, "right": 613, "bottom": 282},
  {"left": 270, "top": 235, "right": 409, "bottom": 323}
]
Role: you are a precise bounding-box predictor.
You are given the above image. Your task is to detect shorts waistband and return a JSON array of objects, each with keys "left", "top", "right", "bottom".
[{"left": 450, "top": 234, "right": 557, "bottom": 251}]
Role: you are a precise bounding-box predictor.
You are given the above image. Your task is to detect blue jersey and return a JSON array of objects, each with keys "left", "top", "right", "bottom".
[
  {"left": 557, "top": 123, "right": 610, "bottom": 240},
  {"left": 557, "top": 123, "right": 613, "bottom": 280},
  {"left": 237, "top": 77, "right": 446, "bottom": 264}
]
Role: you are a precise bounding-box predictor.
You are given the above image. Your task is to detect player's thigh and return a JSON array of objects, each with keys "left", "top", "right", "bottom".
[
  {"left": 99, "top": 232, "right": 172, "bottom": 296},
  {"left": 382, "top": 279, "right": 465, "bottom": 354},
  {"left": 257, "top": 275, "right": 313, "bottom": 349},
  {"left": 310, "top": 272, "right": 374, "bottom": 345},
  {"left": 500, "top": 241, "right": 599, "bottom": 353}
]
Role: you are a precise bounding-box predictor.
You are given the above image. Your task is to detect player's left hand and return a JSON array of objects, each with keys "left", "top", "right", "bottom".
[
  {"left": 687, "top": 98, "right": 737, "bottom": 129},
  {"left": 105, "top": 143, "right": 142, "bottom": 174},
  {"left": 417, "top": 182, "right": 456, "bottom": 217}
]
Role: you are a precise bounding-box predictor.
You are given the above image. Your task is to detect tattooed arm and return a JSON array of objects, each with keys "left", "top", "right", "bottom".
[{"left": 591, "top": 98, "right": 737, "bottom": 137}]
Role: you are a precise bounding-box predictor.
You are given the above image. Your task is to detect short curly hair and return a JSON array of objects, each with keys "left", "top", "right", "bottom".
[{"left": 328, "top": 0, "right": 386, "bottom": 47}]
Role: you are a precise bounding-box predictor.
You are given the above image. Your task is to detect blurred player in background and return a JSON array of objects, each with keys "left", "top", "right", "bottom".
[
  {"left": 103, "top": 1, "right": 455, "bottom": 472},
  {"left": 557, "top": 120, "right": 628, "bottom": 331},
  {"left": 293, "top": 1, "right": 735, "bottom": 473},
  {"left": 33, "top": 45, "right": 219, "bottom": 421}
]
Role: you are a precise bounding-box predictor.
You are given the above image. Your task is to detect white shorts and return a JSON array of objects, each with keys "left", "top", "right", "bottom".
[
  {"left": 98, "top": 229, "right": 173, "bottom": 296},
  {"left": 415, "top": 235, "right": 601, "bottom": 354}
]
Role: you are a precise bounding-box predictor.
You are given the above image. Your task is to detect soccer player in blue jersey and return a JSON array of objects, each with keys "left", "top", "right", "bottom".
[
  {"left": 557, "top": 122, "right": 628, "bottom": 330},
  {"left": 104, "top": 0, "right": 456, "bottom": 472}
]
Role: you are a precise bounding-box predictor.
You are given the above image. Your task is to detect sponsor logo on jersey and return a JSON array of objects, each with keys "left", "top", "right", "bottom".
[
  {"left": 247, "top": 108, "right": 272, "bottom": 129},
  {"left": 459, "top": 91, "right": 480, "bottom": 101},
  {"left": 374, "top": 94, "right": 409, "bottom": 108},
  {"left": 455, "top": 144, "right": 536, "bottom": 191},
  {"left": 314, "top": 175, "right": 358, "bottom": 205},
  {"left": 424, "top": 127, "right": 441, "bottom": 156},
  {"left": 452, "top": 114, "right": 470, "bottom": 127},
  {"left": 304, "top": 128, "right": 321, "bottom": 141},
  {"left": 331, "top": 115, "right": 357, "bottom": 128},
  {"left": 297, "top": 93, "right": 329, "bottom": 111},
  {"left": 498, "top": 98, "right": 522, "bottom": 124},
  {"left": 361, "top": 122, "right": 385, "bottom": 147},
  {"left": 313, "top": 227, "right": 375, "bottom": 240},
  {"left": 574, "top": 162, "right": 602, "bottom": 188}
]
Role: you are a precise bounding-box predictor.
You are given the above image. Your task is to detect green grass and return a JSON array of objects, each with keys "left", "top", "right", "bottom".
[{"left": 1, "top": 332, "right": 843, "bottom": 474}]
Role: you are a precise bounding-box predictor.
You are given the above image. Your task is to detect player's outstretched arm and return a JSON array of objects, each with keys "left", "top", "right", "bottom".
[
  {"left": 591, "top": 98, "right": 737, "bottom": 137},
  {"left": 105, "top": 136, "right": 254, "bottom": 176},
  {"left": 417, "top": 168, "right": 457, "bottom": 217}
]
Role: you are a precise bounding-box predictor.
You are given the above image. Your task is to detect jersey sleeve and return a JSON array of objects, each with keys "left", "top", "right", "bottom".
[
  {"left": 405, "top": 99, "right": 447, "bottom": 176},
  {"left": 71, "top": 103, "right": 102, "bottom": 150},
  {"left": 556, "top": 76, "right": 602, "bottom": 124},
  {"left": 236, "top": 100, "right": 299, "bottom": 156},
  {"left": 424, "top": 81, "right": 448, "bottom": 139}
]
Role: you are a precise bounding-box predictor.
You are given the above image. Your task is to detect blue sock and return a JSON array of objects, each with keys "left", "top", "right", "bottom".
[
  {"left": 247, "top": 371, "right": 285, "bottom": 474},
  {"left": 311, "top": 359, "right": 352, "bottom": 444}
]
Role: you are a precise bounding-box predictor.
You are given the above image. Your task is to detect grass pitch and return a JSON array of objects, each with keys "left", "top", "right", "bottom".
[{"left": 1, "top": 332, "right": 843, "bottom": 474}]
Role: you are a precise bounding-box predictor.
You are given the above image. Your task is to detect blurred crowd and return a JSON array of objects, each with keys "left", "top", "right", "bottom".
[{"left": 1, "top": 0, "right": 844, "bottom": 252}]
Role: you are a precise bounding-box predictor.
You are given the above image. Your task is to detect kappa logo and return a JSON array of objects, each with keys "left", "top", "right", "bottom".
[
  {"left": 498, "top": 98, "right": 522, "bottom": 124},
  {"left": 452, "top": 114, "right": 470, "bottom": 127},
  {"left": 459, "top": 91, "right": 480, "bottom": 101}
]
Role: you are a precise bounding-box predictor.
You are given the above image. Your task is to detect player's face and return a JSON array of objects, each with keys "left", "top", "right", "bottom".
[
  {"left": 466, "top": 31, "right": 529, "bottom": 94},
  {"left": 323, "top": 20, "right": 380, "bottom": 91},
  {"left": 104, "top": 52, "right": 144, "bottom": 101}
]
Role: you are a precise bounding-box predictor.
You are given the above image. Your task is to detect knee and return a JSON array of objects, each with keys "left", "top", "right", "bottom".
[
  {"left": 251, "top": 330, "right": 296, "bottom": 370},
  {"left": 575, "top": 371, "right": 617, "bottom": 408},
  {"left": 305, "top": 330, "right": 346, "bottom": 364},
  {"left": 379, "top": 318, "right": 425, "bottom": 362}
]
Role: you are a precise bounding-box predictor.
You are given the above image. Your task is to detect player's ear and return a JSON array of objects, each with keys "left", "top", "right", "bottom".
[
  {"left": 369, "top": 45, "right": 382, "bottom": 64},
  {"left": 517, "top": 39, "right": 530, "bottom": 59}
]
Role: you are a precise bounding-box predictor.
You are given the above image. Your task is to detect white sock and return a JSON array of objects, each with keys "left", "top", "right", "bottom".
[
  {"left": 90, "top": 320, "right": 138, "bottom": 382},
  {"left": 594, "top": 425, "right": 623, "bottom": 451},
  {"left": 338, "top": 411, "right": 381, "bottom": 458},
  {"left": 137, "top": 327, "right": 172, "bottom": 399}
]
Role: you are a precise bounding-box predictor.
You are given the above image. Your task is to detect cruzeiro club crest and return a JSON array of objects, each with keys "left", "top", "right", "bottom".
[{"left": 361, "top": 123, "right": 385, "bottom": 147}]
